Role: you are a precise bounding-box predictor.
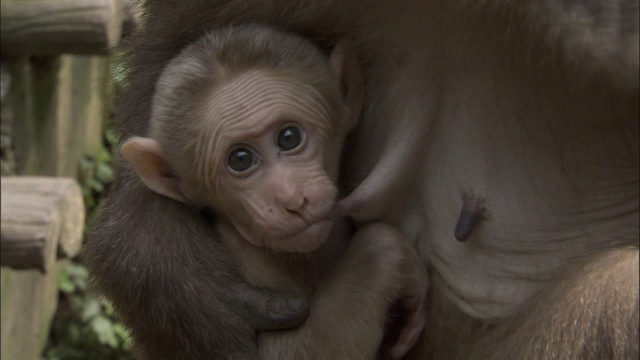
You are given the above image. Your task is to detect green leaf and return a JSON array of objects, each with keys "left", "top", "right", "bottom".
[
  {"left": 58, "top": 278, "right": 75, "bottom": 293},
  {"left": 105, "top": 129, "right": 119, "bottom": 146},
  {"left": 91, "top": 315, "right": 119, "bottom": 348},
  {"left": 74, "top": 275, "right": 88, "bottom": 291},
  {"left": 66, "top": 263, "right": 89, "bottom": 279},
  {"left": 89, "top": 178, "right": 104, "bottom": 192},
  {"left": 97, "top": 147, "right": 112, "bottom": 163},
  {"left": 82, "top": 298, "right": 102, "bottom": 321},
  {"left": 95, "top": 162, "right": 114, "bottom": 184},
  {"left": 113, "top": 323, "right": 131, "bottom": 342},
  {"left": 82, "top": 187, "right": 95, "bottom": 204},
  {"left": 84, "top": 195, "right": 96, "bottom": 208},
  {"left": 102, "top": 299, "right": 115, "bottom": 316},
  {"left": 58, "top": 272, "right": 76, "bottom": 294},
  {"left": 79, "top": 155, "right": 95, "bottom": 171}
]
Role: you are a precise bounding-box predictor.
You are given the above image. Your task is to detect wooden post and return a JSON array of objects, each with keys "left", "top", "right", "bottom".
[
  {"left": 1, "top": 0, "right": 124, "bottom": 55},
  {"left": 1, "top": 177, "right": 84, "bottom": 273}
]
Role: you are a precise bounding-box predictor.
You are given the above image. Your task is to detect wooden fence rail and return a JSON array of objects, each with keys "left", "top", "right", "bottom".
[
  {"left": 1, "top": 1, "right": 134, "bottom": 358},
  {"left": 1, "top": 0, "right": 128, "bottom": 55},
  {"left": 1, "top": 177, "right": 84, "bottom": 273}
]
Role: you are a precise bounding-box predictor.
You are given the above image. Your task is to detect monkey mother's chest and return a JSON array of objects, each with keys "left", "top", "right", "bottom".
[{"left": 412, "top": 126, "right": 637, "bottom": 320}]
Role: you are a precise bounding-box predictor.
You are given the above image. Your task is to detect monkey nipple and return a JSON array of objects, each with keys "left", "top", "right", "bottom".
[{"left": 454, "top": 193, "right": 485, "bottom": 242}]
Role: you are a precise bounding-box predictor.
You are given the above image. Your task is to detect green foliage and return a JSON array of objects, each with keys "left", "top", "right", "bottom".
[
  {"left": 79, "top": 128, "right": 118, "bottom": 212},
  {"left": 44, "top": 264, "right": 134, "bottom": 360},
  {"left": 44, "top": 127, "right": 135, "bottom": 360}
]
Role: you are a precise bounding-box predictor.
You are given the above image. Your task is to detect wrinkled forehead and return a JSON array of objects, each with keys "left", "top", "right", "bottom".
[
  {"left": 202, "top": 70, "right": 336, "bottom": 140},
  {"left": 190, "top": 70, "right": 339, "bottom": 193}
]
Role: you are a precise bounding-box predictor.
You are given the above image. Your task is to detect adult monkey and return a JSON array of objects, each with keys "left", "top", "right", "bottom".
[{"left": 86, "top": 0, "right": 639, "bottom": 359}]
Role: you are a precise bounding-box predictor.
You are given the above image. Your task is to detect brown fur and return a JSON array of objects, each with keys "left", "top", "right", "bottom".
[
  {"left": 471, "top": 246, "right": 639, "bottom": 359},
  {"left": 410, "top": 247, "right": 639, "bottom": 359},
  {"left": 96, "top": 25, "right": 427, "bottom": 359},
  {"left": 86, "top": 0, "right": 639, "bottom": 359}
]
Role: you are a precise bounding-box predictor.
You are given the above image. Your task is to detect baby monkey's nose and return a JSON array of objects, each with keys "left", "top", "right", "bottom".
[{"left": 276, "top": 184, "right": 306, "bottom": 214}]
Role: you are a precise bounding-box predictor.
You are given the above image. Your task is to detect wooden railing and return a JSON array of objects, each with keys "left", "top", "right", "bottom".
[
  {"left": 0, "top": 1, "right": 136, "bottom": 358},
  {"left": 1, "top": 0, "right": 134, "bottom": 55},
  {"left": 1, "top": 177, "right": 84, "bottom": 273}
]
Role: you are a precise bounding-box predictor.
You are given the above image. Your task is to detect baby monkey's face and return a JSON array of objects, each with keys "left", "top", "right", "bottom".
[
  {"left": 123, "top": 40, "right": 362, "bottom": 252},
  {"left": 196, "top": 71, "right": 345, "bottom": 252}
]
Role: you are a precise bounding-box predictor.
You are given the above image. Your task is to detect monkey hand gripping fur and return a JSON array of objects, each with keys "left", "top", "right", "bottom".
[{"left": 108, "top": 26, "right": 428, "bottom": 359}]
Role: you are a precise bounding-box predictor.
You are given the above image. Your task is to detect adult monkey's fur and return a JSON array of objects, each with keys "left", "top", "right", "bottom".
[{"left": 86, "top": 0, "right": 639, "bottom": 359}]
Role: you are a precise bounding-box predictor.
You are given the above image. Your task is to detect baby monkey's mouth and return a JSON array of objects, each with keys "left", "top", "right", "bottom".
[
  {"left": 285, "top": 215, "right": 333, "bottom": 238},
  {"left": 285, "top": 202, "right": 335, "bottom": 230},
  {"left": 286, "top": 219, "right": 334, "bottom": 250}
]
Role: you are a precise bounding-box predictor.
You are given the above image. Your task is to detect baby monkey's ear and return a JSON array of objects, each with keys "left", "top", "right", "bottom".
[
  {"left": 121, "top": 137, "right": 189, "bottom": 204},
  {"left": 329, "top": 39, "right": 364, "bottom": 131}
]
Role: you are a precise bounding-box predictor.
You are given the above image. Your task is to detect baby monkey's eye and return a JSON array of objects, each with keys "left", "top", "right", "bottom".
[
  {"left": 228, "top": 148, "right": 256, "bottom": 172},
  {"left": 277, "top": 126, "right": 303, "bottom": 152}
]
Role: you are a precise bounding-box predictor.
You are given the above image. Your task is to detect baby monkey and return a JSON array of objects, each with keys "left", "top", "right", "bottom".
[{"left": 122, "top": 25, "right": 426, "bottom": 359}]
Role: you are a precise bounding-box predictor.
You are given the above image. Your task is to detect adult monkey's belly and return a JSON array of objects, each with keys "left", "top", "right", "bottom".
[
  {"left": 344, "top": 2, "right": 639, "bottom": 322},
  {"left": 418, "top": 68, "right": 638, "bottom": 320}
]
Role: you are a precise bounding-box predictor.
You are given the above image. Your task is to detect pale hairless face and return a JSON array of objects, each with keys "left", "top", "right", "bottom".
[
  {"left": 190, "top": 70, "right": 341, "bottom": 252},
  {"left": 122, "top": 39, "right": 361, "bottom": 253}
]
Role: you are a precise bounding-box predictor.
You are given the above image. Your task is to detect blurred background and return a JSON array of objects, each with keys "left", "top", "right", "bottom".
[{"left": 1, "top": 1, "right": 140, "bottom": 358}]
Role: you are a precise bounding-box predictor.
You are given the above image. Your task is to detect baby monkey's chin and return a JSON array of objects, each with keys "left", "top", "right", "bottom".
[{"left": 256, "top": 219, "right": 334, "bottom": 253}]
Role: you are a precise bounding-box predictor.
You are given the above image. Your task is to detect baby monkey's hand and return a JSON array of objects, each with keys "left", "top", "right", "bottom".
[{"left": 386, "top": 238, "right": 428, "bottom": 360}]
